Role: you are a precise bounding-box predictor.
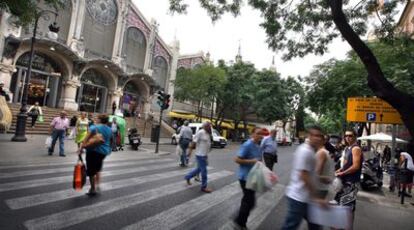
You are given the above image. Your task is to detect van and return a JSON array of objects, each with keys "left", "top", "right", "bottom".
[{"left": 171, "top": 123, "right": 227, "bottom": 148}]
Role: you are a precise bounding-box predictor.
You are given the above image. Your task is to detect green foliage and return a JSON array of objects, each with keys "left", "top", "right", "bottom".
[
  {"left": 252, "top": 70, "right": 288, "bottom": 123},
  {"left": 0, "top": 0, "right": 64, "bottom": 26},
  {"left": 305, "top": 38, "right": 414, "bottom": 133},
  {"left": 168, "top": 0, "right": 404, "bottom": 60},
  {"left": 174, "top": 64, "right": 226, "bottom": 107}
]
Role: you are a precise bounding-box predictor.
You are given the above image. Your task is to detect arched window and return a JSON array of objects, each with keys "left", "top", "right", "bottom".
[
  {"left": 16, "top": 52, "right": 61, "bottom": 73},
  {"left": 152, "top": 56, "right": 168, "bottom": 90},
  {"left": 81, "top": 69, "right": 108, "bottom": 87},
  {"left": 82, "top": 0, "right": 118, "bottom": 59},
  {"left": 123, "top": 27, "right": 146, "bottom": 73}
]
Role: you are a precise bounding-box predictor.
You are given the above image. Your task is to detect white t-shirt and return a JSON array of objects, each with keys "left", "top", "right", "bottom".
[
  {"left": 286, "top": 143, "right": 317, "bottom": 203},
  {"left": 401, "top": 152, "right": 414, "bottom": 171},
  {"left": 193, "top": 129, "right": 211, "bottom": 157}
]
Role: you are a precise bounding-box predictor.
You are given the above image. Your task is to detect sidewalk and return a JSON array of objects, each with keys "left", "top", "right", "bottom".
[
  {"left": 357, "top": 173, "right": 414, "bottom": 210},
  {"left": 0, "top": 134, "right": 170, "bottom": 165}
]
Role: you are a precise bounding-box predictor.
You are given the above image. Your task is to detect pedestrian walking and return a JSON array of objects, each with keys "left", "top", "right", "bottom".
[
  {"left": 112, "top": 101, "right": 117, "bottom": 115},
  {"left": 48, "top": 111, "right": 70, "bottom": 157},
  {"left": 179, "top": 120, "right": 193, "bottom": 167},
  {"left": 398, "top": 150, "right": 414, "bottom": 197},
  {"left": 27, "top": 102, "right": 43, "bottom": 128},
  {"left": 75, "top": 112, "right": 89, "bottom": 149},
  {"left": 382, "top": 145, "right": 391, "bottom": 167},
  {"left": 334, "top": 129, "right": 363, "bottom": 230},
  {"left": 67, "top": 115, "right": 77, "bottom": 139},
  {"left": 78, "top": 114, "right": 112, "bottom": 196},
  {"left": 184, "top": 121, "right": 213, "bottom": 193},
  {"left": 110, "top": 118, "right": 120, "bottom": 152},
  {"left": 260, "top": 129, "right": 278, "bottom": 171},
  {"left": 233, "top": 127, "right": 264, "bottom": 229},
  {"left": 315, "top": 135, "right": 335, "bottom": 199},
  {"left": 281, "top": 125, "right": 326, "bottom": 230}
]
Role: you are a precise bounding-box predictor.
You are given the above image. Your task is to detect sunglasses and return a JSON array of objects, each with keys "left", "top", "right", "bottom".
[{"left": 344, "top": 134, "right": 354, "bottom": 138}]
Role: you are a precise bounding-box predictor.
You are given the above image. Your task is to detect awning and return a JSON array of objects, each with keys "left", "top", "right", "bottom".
[
  {"left": 168, "top": 111, "right": 196, "bottom": 120},
  {"left": 200, "top": 118, "right": 234, "bottom": 129}
]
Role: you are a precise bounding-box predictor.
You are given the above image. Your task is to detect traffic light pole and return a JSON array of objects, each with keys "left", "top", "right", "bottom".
[{"left": 155, "top": 108, "right": 164, "bottom": 153}]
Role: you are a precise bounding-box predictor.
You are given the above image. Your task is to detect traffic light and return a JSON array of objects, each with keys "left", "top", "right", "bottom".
[{"left": 157, "top": 90, "right": 165, "bottom": 108}]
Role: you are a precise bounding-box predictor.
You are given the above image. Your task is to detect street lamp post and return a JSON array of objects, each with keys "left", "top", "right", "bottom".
[{"left": 11, "top": 10, "right": 59, "bottom": 142}]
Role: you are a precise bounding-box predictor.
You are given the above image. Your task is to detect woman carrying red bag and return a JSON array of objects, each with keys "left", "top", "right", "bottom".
[{"left": 78, "top": 114, "right": 112, "bottom": 196}]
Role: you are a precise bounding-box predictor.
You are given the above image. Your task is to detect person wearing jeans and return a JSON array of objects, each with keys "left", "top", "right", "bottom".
[
  {"left": 233, "top": 127, "right": 264, "bottom": 229},
  {"left": 184, "top": 121, "right": 212, "bottom": 193},
  {"left": 282, "top": 125, "right": 326, "bottom": 230},
  {"left": 178, "top": 120, "right": 193, "bottom": 167},
  {"left": 48, "top": 111, "right": 69, "bottom": 157}
]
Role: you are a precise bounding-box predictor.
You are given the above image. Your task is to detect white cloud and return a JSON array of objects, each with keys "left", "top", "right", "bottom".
[{"left": 133, "top": 0, "right": 350, "bottom": 78}]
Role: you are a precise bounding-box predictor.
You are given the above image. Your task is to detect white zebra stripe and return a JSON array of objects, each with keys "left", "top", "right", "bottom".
[
  {"left": 23, "top": 171, "right": 233, "bottom": 230},
  {"left": 6, "top": 166, "right": 213, "bottom": 210},
  {"left": 0, "top": 158, "right": 173, "bottom": 179},
  {"left": 0, "top": 155, "right": 159, "bottom": 170},
  {"left": 0, "top": 162, "right": 178, "bottom": 192},
  {"left": 122, "top": 181, "right": 241, "bottom": 230},
  {"left": 219, "top": 184, "right": 286, "bottom": 230}
]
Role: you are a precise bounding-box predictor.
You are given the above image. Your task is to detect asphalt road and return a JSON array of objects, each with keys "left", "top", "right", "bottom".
[{"left": 0, "top": 139, "right": 412, "bottom": 230}]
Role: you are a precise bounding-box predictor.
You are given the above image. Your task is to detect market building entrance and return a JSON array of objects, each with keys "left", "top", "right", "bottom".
[
  {"left": 10, "top": 52, "right": 62, "bottom": 107},
  {"left": 77, "top": 69, "right": 108, "bottom": 113}
]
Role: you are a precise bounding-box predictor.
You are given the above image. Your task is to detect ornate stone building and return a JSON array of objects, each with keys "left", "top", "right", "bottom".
[{"left": 0, "top": 0, "right": 179, "bottom": 117}]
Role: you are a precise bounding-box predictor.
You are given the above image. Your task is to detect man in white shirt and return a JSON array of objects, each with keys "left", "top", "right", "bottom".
[
  {"left": 184, "top": 121, "right": 213, "bottom": 193},
  {"left": 282, "top": 125, "right": 326, "bottom": 230}
]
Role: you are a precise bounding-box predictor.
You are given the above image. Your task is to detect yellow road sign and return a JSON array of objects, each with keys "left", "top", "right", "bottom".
[{"left": 346, "top": 97, "right": 403, "bottom": 124}]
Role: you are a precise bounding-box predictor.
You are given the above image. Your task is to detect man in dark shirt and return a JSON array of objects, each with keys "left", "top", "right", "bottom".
[{"left": 0, "top": 82, "right": 10, "bottom": 102}]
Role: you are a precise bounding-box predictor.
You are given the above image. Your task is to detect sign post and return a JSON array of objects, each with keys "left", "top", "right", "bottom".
[{"left": 346, "top": 97, "right": 404, "bottom": 169}]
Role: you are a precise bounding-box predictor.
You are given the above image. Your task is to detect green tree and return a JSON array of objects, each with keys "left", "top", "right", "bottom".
[
  {"left": 306, "top": 38, "right": 414, "bottom": 134},
  {"left": 252, "top": 70, "right": 288, "bottom": 124},
  {"left": 0, "top": 0, "right": 63, "bottom": 26},
  {"left": 173, "top": 64, "right": 226, "bottom": 120},
  {"left": 169, "top": 0, "right": 414, "bottom": 142}
]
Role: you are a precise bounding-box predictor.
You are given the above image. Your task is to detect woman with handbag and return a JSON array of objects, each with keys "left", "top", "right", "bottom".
[
  {"left": 78, "top": 114, "right": 112, "bottom": 196},
  {"left": 27, "top": 102, "right": 43, "bottom": 128}
]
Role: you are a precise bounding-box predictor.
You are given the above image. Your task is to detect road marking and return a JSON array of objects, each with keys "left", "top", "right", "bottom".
[
  {"left": 24, "top": 171, "right": 233, "bottom": 230},
  {"left": 0, "top": 162, "right": 179, "bottom": 192},
  {"left": 0, "top": 155, "right": 160, "bottom": 170},
  {"left": 122, "top": 181, "right": 240, "bottom": 230},
  {"left": 219, "top": 184, "right": 286, "bottom": 230},
  {"left": 0, "top": 158, "right": 173, "bottom": 179},
  {"left": 6, "top": 167, "right": 213, "bottom": 210}
]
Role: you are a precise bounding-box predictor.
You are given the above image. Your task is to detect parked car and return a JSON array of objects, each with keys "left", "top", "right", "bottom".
[{"left": 171, "top": 123, "right": 227, "bottom": 148}]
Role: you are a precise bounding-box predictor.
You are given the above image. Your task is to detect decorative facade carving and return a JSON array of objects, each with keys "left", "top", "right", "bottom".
[
  {"left": 177, "top": 56, "right": 205, "bottom": 69},
  {"left": 154, "top": 40, "right": 171, "bottom": 64},
  {"left": 127, "top": 10, "right": 150, "bottom": 40}
]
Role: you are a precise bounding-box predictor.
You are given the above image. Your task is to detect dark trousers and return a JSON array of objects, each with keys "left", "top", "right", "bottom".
[
  {"left": 281, "top": 196, "right": 320, "bottom": 230},
  {"left": 48, "top": 129, "right": 65, "bottom": 155},
  {"left": 235, "top": 180, "right": 256, "bottom": 227},
  {"left": 263, "top": 153, "right": 277, "bottom": 171},
  {"left": 31, "top": 115, "right": 38, "bottom": 127}
]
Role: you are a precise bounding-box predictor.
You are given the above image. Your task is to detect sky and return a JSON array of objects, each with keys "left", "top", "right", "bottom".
[{"left": 133, "top": 0, "right": 352, "bottom": 78}]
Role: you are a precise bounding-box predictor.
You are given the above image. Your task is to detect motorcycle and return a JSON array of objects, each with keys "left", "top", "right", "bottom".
[
  {"left": 360, "top": 153, "right": 383, "bottom": 190},
  {"left": 128, "top": 128, "right": 142, "bottom": 150}
]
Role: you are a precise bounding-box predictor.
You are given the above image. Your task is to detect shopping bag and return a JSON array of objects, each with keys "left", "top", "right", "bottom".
[
  {"left": 37, "top": 115, "right": 44, "bottom": 123},
  {"left": 73, "top": 155, "right": 87, "bottom": 191},
  {"left": 45, "top": 136, "right": 52, "bottom": 148},
  {"left": 246, "top": 162, "right": 278, "bottom": 192}
]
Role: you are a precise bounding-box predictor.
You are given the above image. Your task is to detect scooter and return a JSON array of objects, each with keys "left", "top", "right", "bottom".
[
  {"left": 128, "top": 128, "right": 142, "bottom": 150},
  {"left": 360, "top": 154, "right": 383, "bottom": 190}
]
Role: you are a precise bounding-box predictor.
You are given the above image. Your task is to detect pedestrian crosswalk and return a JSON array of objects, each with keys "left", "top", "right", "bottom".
[{"left": 0, "top": 155, "right": 286, "bottom": 230}]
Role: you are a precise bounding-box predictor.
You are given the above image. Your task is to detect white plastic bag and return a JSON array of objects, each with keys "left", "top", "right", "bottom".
[
  {"left": 246, "top": 162, "right": 278, "bottom": 192},
  {"left": 45, "top": 136, "right": 52, "bottom": 149}
]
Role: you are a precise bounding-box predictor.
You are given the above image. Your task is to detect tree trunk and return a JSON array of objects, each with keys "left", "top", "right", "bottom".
[{"left": 329, "top": 0, "right": 414, "bottom": 144}]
